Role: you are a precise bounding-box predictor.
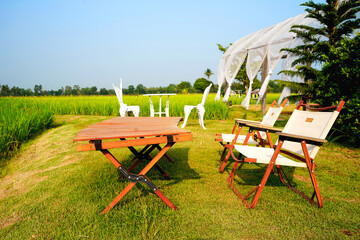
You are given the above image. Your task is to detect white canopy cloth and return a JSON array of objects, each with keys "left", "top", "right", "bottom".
[{"left": 216, "top": 13, "right": 317, "bottom": 108}]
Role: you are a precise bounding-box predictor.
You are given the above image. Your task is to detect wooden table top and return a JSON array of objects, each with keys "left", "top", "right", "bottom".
[{"left": 74, "top": 117, "right": 191, "bottom": 142}]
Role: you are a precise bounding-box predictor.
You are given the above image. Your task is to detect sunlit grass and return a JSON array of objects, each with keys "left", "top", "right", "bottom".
[{"left": 0, "top": 106, "right": 359, "bottom": 239}]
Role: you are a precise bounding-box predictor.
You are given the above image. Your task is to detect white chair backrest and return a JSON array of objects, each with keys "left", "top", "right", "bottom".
[
  {"left": 261, "top": 106, "right": 284, "bottom": 126},
  {"left": 258, "top": 99, "right": 287, "bottom": 139},
  {"left": 200, "top": 83, "right": 212, "bottom": 106},
  {"left": 280, "top": 108, "right": 340, "bottom": 159},
  {"left": 113, "top": 78, "right": 124, "bottom": 105}
]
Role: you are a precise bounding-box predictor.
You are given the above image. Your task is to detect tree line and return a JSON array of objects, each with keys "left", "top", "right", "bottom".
[
  {"left": 0, "top": 81, "right": 211, "bottom": 97},
  {"left": 1, "top": 75, "right": 284, "bottom": 97}
]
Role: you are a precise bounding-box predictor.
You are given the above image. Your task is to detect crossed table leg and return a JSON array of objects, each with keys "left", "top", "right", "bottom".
[
  {"left": 121, "top": 138, "right": 173, "bottom": 180},
  {"left": 100, "top": 142, "right": 177, "bottom": 215}
]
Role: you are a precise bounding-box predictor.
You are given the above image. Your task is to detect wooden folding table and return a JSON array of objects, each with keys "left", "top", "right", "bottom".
[{"left": 74, "top": 117, "right": 193, "bottom": 214}]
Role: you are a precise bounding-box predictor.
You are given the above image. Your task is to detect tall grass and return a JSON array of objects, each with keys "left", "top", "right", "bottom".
[
  {"left": 9, "top": 93, "right": 283, "bottom": 118},
  {"left": 0, "top": 98, "right": 53, "bottom": 157},
  {"left": 1, "top": 94, "right": 233, "bottom": 119},
  {"left": 0, "top": 93, "right": 283, "bottom": 157}
]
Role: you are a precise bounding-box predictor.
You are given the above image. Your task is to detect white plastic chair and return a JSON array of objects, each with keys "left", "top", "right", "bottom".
[
  {"left": 181, "top": 83, "right": 212, "bottom": 129},
  {"left": 113, "top": 78, "right": 140, "bottom": 117}
]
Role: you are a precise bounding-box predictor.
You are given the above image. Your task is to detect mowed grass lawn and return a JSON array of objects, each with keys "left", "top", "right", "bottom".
[{"left": 1, "top": 104, "right": 359, "bottom": 239}]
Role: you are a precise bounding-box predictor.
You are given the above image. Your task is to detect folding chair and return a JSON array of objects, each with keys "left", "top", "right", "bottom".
[
  {"left": 216, "top": 99, "right": 288, "bottom": 172},
  {"left": 223, "top": 100, "right": 345, "bottom": 208}
]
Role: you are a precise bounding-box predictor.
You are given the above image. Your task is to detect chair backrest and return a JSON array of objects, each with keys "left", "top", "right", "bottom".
[
  {"left": 113, "top": 78, "right": 124, "bottom": 105},
  {"left": 261, "top": 99, "right": 288, "bottom": 126},
  {"left": 280, "top": 101, "right": 345, "bottom": 159},
  {"left": 200, "top": 83, "right": 213, "bottom": 106},
  {"left": 257, "top": 99, "right": 288, "bottom": 139}
]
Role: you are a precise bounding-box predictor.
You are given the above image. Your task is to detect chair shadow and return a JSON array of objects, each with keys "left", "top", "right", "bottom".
[
  {"left": 233, "top": 163, "right": 296, "bottom": 187},
  {"left": 217, "top": 149, "right": 297, "bottom": 187}
]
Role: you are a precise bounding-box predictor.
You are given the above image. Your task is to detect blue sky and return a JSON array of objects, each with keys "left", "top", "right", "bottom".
[{"left": 0, "top": 0, "right": 308, "bottom": 90}]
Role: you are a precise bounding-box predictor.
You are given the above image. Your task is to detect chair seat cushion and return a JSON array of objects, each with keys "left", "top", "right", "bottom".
[
  {"left": 221, "top": 134, "right": 259, "bottom": 145},
  {"left": 234, "top": 145, "right": 307, "bottom": 168}
]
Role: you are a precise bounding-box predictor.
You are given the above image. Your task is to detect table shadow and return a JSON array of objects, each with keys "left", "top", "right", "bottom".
[{"left": 85, "top": 147, "right": 201, "bottom": 208}]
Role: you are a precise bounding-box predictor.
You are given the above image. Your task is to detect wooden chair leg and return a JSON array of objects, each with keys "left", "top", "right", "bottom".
[
  {"left": 219, "top": 149, "right": 231, "bottom": 173},
  {"left": 226, "top": 142, "right": 283, "bottom": 208},
  {"left": 227, "top": 161, "right": 261, "bottom": 208},
  {"left": 276, "top": 162, "right": 323, "bottom": 208}
]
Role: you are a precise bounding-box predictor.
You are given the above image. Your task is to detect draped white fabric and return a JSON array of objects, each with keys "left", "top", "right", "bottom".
[
  {"left": 216, "top": 0, "right": 359, "bottom": 110},
  {"left": 216, "top": 13, "right": 319, "bottom": 108},
  {"left": 255, "top": 41, "right": 291, "bottom": 105},
  {"left": 278, "top": 86, "right": 291, "bottom": 105},
  {"left": 241, "top": 46, "right": 267, "bottom": 108},
  {"left": 220, "top": 30, "right": 261, "bottom": 102},
  {"left": 215, "top": 56, "right": 226, "bottom": 101}
]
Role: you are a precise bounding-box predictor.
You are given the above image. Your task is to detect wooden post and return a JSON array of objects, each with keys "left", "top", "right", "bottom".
[{"left": 261, "top": 56, "right": 268, "bottom": 115}]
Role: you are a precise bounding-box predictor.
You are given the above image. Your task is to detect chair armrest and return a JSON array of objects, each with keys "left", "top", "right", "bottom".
[
  {"left": 276, "top": 132, "right": 327, "bottom": 145},
  {"left": 234, "top": 119, "right": 261, "bottom": 126},
  {"left": 245, "top": 123, "right": 283, "bottom": 133}
]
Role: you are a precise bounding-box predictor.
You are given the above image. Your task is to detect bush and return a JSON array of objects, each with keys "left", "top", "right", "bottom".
[{"left": 315, "top": 34, "right": 360, "bottom": 146}]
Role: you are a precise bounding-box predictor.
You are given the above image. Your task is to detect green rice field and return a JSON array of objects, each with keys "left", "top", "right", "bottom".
[
  {"left": 0, "top": 94, "right": 283, "bottom": 158},
  {"left": 0, "top": 98, "right": 54, "bottom": 158}
]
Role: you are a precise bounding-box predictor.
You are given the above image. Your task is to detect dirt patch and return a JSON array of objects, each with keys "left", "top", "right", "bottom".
[
  {"left": 0, "top": 155, "right": 81, "bottom": 200},
  {"left": 342, "top": 229, "right": 359, "bottom": 236},
  {"left": 0, "top": 212, "right": 22, "bottom": 229},
  {"left": 328, "top": 170, "right": 343, "bottom": 176},
  {"left": 0, "top": 171, "right": 48, "bottom": 200},
  {"left": 325, "top": 196, "right": 360, "bottom": 203},
  {"left": 293, "top": 174, "right": 311, "bottom": 182}
]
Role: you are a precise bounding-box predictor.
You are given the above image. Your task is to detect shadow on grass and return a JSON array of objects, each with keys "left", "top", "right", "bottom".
[
  {"left": 232, "top": 163, "right": 296, "bottom": 187},
  {"left": 218, "top": 152, "right": 298, "bottom": 188},
  {"left": 83, "top": 147, "right": 200, "bottom": 208},
  {"left": 114, "top": 147, "right": 200, "bottom": 181}
]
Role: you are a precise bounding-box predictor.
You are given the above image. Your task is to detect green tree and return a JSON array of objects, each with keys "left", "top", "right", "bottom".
[
  {"left": 90, "top": 86, "right": 98, "bottom": 95},
  {"left": 166, "top": 84, "right": 177, "bottom": 93},
  {"left": 1, "top": 84, "right": 10, "bottom": 96},
  {"left": 268, "top": 80, "right": 283, "bottom": 93},
  {"left": 177, "top": 81, "right": 191, "bottom": 93},
  {"left": 10, "top": 86, "right": 22, "bottom": 96},
  {"left": 34, "top": 84, "right": 43, "bottom": 96},
  {"left": 216, "top": 43, "right": 230, "bottom": 52},
  {"left": 194, "top": 78, "right": 212, "bottom": 92},
  {"left": 128, "top": 85, "right": 135, "bottom": 94},
  {"left": 99, "top": 88, "right": 108, "bottom": 95},
  {"left": 204, "top": 68, "right": 214, "bottom": 80},
  {"left": 80, "top": 87, "right": 90, "bottom": 95},
  {"left": 72, "top": 85, "right": 81, "bottom": 95},
  {"left": 135, "top": 84, "right": 146, "bottom": 94},
  {"left": 25, "top": 88, "right": 33, "bottom": 96},
  {"left": 282, "top": 0, "right": 360, "bottom": 100},
  {"left": 64, "top": 86, "right": 72, "bottom": 95}
]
